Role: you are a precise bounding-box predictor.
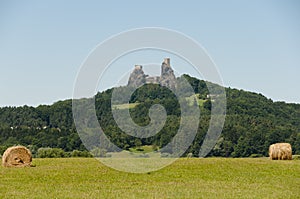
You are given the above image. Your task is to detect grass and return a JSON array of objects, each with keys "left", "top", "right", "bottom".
[
  {"left": 1, "top": 158, "right": 299, "bottom": 198},
  {"left": 112, "top": 103, "right": 139, "bottom": 110},
  {"left": 185, "top": 94, "right": 207, "bottom": 107}
]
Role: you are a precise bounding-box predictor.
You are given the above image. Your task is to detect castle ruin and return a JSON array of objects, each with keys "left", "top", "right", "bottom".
[{"left": 127, "top": 58, "right": 176, "bottom": 89}]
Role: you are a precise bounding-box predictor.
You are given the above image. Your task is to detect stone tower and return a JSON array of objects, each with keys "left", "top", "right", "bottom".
[
  {"left": 160, "top": 58, "right": 176, "bottom": 89},
  {"left": 127, "top": 65, "right": 146, "bottom": 88}
]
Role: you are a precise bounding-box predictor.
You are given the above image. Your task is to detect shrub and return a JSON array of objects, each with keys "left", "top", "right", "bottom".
[
  {"left": 90, "top": 148, "right": 108, "bottom": 157},
  {"left": 136, "top": 148, "right": 144, "bottom": 152},
  {"left": 37, "top": 148, "right": 67, "bottom": 158},
  {"left": 249, "top": 154, "right": 263, "bottom": 158},
  {"left": 152, "top": 145, "right": 159, "bottom": 151},
  {"left": 293, "top": 155, "right": 300, "bottom": 160},
  {"left": 27, "top": 145, "right": 38, "bottom": 158},
  {"left": 71, "top": 150, "right": 92, "bottom": 157},
  {"left": 0, "top": 145, "right": 8, "bottom": 156}
]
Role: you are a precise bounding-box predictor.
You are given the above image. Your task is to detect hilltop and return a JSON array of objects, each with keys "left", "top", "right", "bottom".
[{"left": 0, "top": 74, "right": 299, "bottom": 157}]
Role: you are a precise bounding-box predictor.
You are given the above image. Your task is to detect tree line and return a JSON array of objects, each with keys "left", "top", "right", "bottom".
[{"left": 0, "top": 74, "right": 299, "bottom": 157}]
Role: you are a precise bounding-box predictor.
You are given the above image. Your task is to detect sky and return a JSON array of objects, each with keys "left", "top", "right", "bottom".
[{"left": 0, "top": 0, "right": 299, "bottom": 107}]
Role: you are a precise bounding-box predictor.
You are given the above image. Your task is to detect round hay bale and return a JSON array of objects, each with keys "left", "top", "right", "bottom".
[
  {"left": 2, "top": 146, "right": 32, "bottom": 167},
  {"left": 269, "top": 143, "right": 292, "bottom": 160}
]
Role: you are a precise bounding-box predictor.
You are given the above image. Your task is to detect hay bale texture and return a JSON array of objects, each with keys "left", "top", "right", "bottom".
[
  {"left": 2, "top": 146, "right": 32, "bottom": 167},
  {"left": 269, "top": 143, "right": 292, "bottom": 160}
]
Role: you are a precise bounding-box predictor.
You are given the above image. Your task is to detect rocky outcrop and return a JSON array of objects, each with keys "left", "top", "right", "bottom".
[
  {"left": 160, "top": 58, "right": 176, "bottom": 90},
  {"left": 127, "top": 65, "right": 146, "bottom": 88},
  {"left": 127, "top": 58, "right": 176, "bottom": 89}
]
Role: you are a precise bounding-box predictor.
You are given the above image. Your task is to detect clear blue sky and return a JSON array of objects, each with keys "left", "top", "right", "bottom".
[{"left": 0, "top": 0, "right": 299, "bottom": 107}]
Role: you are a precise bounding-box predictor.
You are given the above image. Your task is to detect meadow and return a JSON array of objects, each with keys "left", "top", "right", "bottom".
[{"left": 0, "top": 158, "right": 299, "bottom": 199}]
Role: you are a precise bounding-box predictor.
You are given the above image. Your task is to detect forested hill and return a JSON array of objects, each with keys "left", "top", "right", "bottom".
[{"left": 0, "top": 74, "right": 299, "bottom": 157}]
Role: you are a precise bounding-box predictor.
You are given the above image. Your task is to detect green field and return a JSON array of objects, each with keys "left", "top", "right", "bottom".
[
  {"left": 185, "top": 94, "right": 207, "bottom": 107},
  {"left": 112, "top": 103, "right": 139, "bottom": 110},
  {"left": 1, "top": 158, "right": 299, "bottom": 198}
]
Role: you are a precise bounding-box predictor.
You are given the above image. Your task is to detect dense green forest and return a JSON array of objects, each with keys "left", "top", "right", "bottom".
[{"left": 0, "top": 74, "right": 299, "bottom": 157}]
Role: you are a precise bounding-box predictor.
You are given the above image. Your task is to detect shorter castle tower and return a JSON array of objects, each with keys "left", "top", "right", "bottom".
[{"left": 127, "top": 65, "right": 146, "bottom": 88}]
